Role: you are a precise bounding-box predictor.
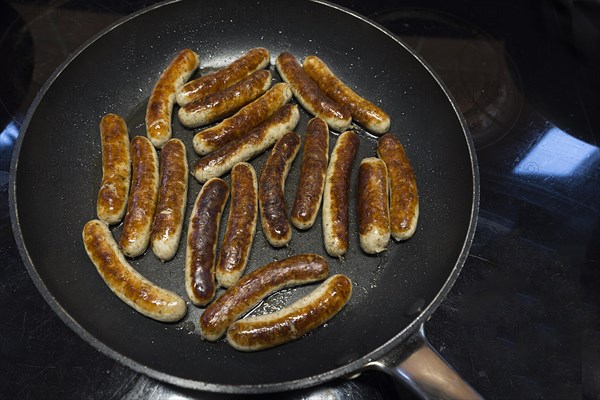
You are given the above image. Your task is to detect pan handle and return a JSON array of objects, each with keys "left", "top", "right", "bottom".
[{"left": 364, "top": 324, "right": 483, "bottom": 399}]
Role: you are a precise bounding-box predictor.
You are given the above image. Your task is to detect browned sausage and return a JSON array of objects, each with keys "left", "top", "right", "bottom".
[
  {"left": 150, "top": 139, "right": 188, "bottom": 261},
  {"left": 119, "top": 136, "right": 159, "bottom": 258},
  {"left": 83, "top": 220, "right": 186, "bottom": 322},
  {"left": 303, "top": 55, "right": 390, "bottom": 135},
  {"left": 146, "top": 49, "right": 199, "bottom": 148},
  {"left": 192, "top": 82, "right": 292, "bottom": 155},
  {"left": 376, "top": 134, "right": 419, "bottom": 241},
  {"left": 259, "top": 131, "right": 301, "bottom": 247},
  {"left": 216, "top": 163, "right": 258, "bottom": 288},
  {"left": 185, "top": 178, "right": 230, "bottom": 306},
  {"left": 200, "top": 254, "right": 329, "bottom": 341},
  {"left": 178, "top": 70, "right": 272, "bottom": 128},
  {"left": 290, "top": 117, "right": 329, "bottom": 230},
  {"left": 357, "top": 157, "right": 390, "bottom": 254},
  {"left": 177, "top": 48, "right": 270, "bottom": 106},
  {"left": 192, "top": 104, "right": 300, "bottom": 183},
  {"left": 226, "top": 274, "right": 352, "bottom": 351},
  {"left": 275, "top": 52, "right": 351, "bottom": 132},
  {"left": 322, "top": 131, "right": 360, "bottom": 257},
  {"left": 96, "top": 113, "right": 131, "bottom": 225}
]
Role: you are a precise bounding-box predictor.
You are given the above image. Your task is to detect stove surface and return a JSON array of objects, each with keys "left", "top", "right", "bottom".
[{"left": 1, "top": 1, "right": 598, "bottom": 399}]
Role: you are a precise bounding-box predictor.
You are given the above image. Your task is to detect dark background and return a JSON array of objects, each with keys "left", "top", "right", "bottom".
[{"left": 1, "top": 0, "right": 599, "bottom": 399}]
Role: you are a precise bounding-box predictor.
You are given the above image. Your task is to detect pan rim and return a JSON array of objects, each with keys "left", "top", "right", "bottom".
[{"left": 8, "top": 0, "right": 480, "bottom": 394}]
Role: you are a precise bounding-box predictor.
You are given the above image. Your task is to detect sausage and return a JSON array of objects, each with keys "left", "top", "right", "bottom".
[
  {"left": 322, "top": 131, "right": 359, "bottom": 257},
  {"left": 119, "top": 136, "right": 160, "bottom": 258},
  {"left": 192, "top": 104, "right": 300, "bottom": 183},
  {"left": 275, "top": 52, "right": 351, "bottom": 132},
  {"left": 200, "top": 254, "right": 328, "bottom": 341},
  {"left": 82, "top": 220, "right": 186, "bottom": 322},
  {"left": 150, "top": 139, "right": 188, "bottom": 261},
  {"left": 96, "top": 113, "right": 131, "bottom": 225},
  {"left": 146, "top": 49, "right": 199, "bottom": 148},
  {"left": 226, "top": 274, "right": 352, "bottom": 351},
  {"left": 290, "top": 117, "right": 329, "bottom": 230},
  {"left": 303, "top": 56, "right": 390, "bottom": 135},
  {"left": 376, "top": 133, "right": 419, "bottom": 241},
  {"left": 176, "top": 47, "right": 270, "bottom": 106},
  {"left": 357, "top": 157, "right": 390, "bottom": 254},
  {"left": 259, "top": 131, "right": 301, "bottom": 247},
  {"left": 178, "top": 70, "right": 272, "bottom": 128},
  {"left": 192, "top": 82, "right": 292, "bottom": 155},
  {"left": 216, "top": 163, "right": 258, "bottom": 288},
  {"left": 185, "top": 178, "right": 229, "bottom": 306}
]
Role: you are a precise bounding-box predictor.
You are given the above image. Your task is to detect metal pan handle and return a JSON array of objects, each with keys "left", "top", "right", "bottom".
[{"left": 364, "top": 325, "right": 483, "bottom": 399}]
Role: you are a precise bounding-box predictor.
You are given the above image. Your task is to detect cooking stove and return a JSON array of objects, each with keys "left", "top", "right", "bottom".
[{"left": 1, "top": 0, "right": 598, "bottom": 399}]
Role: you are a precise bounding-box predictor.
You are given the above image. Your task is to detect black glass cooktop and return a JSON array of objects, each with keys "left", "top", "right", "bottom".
[{"left": 1, "top": 1, "right": 598, "bottom": 399}]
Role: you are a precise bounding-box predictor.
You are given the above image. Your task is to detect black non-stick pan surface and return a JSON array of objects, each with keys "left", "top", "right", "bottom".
[{"left": 10, "top": 0, "right": 478, "bottom": 394}]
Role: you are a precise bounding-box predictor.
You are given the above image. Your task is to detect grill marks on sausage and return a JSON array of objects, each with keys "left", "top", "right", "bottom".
[
  {"left": 226, "top": 274, "right": 352, "bottom": 351},
  {"left": 192, "top": 82, "right": 292, "bottom": 155},
  {"left": 83, "top": 220, "right": 186, "bottom": 322},
  {"left": 150, "top": 139, "right": 188, "bottom": 261},
  {"left": 178, "top": 69, "right": 272, "bottom": 128},
  {"left": 177, "top": 47, "right": 270, "bottom": 106},
  {"left": 119, "top": 136, "right": 160, "bottom": 258},
  {"left": 185, "top": 178, "right": 230, "bottom": 306},
  {"left": 357, "top": 158, "right": 390, "bottom": 254},
  {"left": 322, "top": 131, "right": 360, "bottom": 257},
  {"left": 216, "top": 163, "right": 258, "bottom": 288},
  {"left": 376, "top": 134, "right": 419, "bottom": 241},
  {"left": 303, "top": 55, "right": 390, "bottom": 135},
  {"left": 276, "top": 52, "right": 351, "bottom": 132},
  {"left": 192, "top": 104, "right": 300, "bottom": 183},
  {"left": 97, "top": 113, "right": 131, "bottom": 225},
  {"left": 146, "top": 49, "right": 199, "bottom": 148},
  {"left": 200, "top": 254, "right": 329, "bottom": 341},
  {"left": 291, "top": 117, "right": 329, "bottom": 230},
  {"left": 259, "top": 131, "right": 301, "bottom": 247}
]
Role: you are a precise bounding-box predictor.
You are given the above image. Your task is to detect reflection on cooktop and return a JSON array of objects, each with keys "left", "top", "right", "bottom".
[
  {"left": 0, "top": 2, "right": 33, "bottom": 128},
  {"left": 371, "top": 7, "right": 523, "bottom": 149}
]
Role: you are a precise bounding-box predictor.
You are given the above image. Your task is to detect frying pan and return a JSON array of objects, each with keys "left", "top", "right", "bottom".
[{"left": 9, "top": 0, "right": 480, "bottom": 397}]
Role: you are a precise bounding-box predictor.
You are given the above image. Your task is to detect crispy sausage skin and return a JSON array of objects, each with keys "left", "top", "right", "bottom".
[
  {"left": 83, "top": 220, "right": 186, "bottom": 322},
  {"left": 177, "top": 47, "right": 270, "bottom": 106},
  {"left": 150, "top": 139, "right": 188, "bottom": 261},
  {"left": 200, "top": 254, "right": 329, "bottom": 341},
  {"left": 291, "top": 118, "right": 329, "bottom": 230},
  {"left": 227, "top": 274, "right": 352, "bottom": 351},
  {"left": 192, "top": 82, "right": 292, "bottom": 155},
  {"left": 303, "top": 56, "right": 390, "bottom": 135},
  {"left": 192, "top": 104, "right": 300, "bottom": 183},
  {"left": 377, "top": 134, "right": 419, "bottom": 241},
  {"left": 97, "top": 113, "right": 131, "bottom": 225},
  {"left": 119, "top": 136, "right": 159, "bottom": 258},
  {"left": 322, "top": 131, "right": 360, "bottom": 257},
  {"left": 185, "top": 178, "right": 230, "bottom": 306},
  {"left": 178, "top": 70, "right": 272, "bottom": 128},
  {"left": 357, "top": 157, "right": 391, "bottom": 254},
  {"left": 259, "top": 131, "right": 301, "bottom": 247},
  {"left": 216, "top": 163, "right": 258, "bottom": 288},
  {"left": 146, "top": 49, "right": 199, "bottom": 148},
  {"left": 275, "top": 52, "right": 351, "bottom": 132}
]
